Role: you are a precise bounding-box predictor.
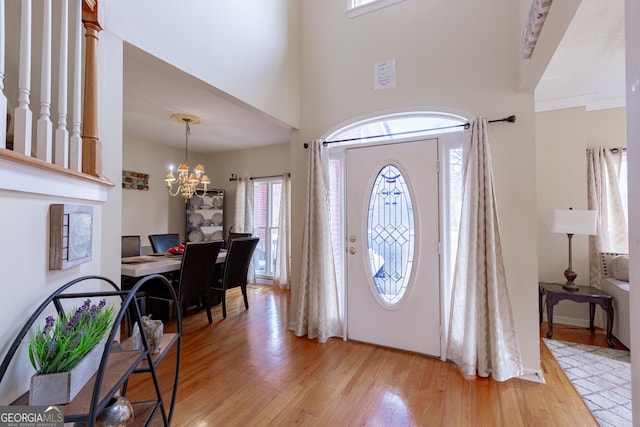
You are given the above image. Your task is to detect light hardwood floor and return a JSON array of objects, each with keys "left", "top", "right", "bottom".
[{"left": 126, "top": 285, "right": 607, "bottom": 426}]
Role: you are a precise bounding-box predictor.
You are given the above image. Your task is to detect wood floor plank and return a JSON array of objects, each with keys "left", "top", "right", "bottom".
[{"left": 124, "top": 285, "right": 601, "bottom": 426}]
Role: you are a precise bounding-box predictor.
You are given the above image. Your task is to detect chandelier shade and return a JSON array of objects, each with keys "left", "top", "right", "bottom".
[{"left": 165, "top": 114, "right": 211, "bottom": 200}]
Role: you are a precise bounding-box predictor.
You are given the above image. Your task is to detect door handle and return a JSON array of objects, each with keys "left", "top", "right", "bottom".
[{"left": 348, "top": 247, "right": 356, "bottom": 255}]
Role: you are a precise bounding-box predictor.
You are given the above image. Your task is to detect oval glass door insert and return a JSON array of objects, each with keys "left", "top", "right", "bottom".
[{"left": 367, "top": 164, "right": 415, "bottom": 306}]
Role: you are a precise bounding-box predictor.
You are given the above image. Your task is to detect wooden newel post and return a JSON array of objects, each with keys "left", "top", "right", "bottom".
[{"left": 81, "top": 0, "right": 102, "bottom": 177}]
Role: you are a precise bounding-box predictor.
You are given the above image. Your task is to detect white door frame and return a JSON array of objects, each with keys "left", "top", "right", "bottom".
[{"left": 327, "top": 129, "right": 468, "bottom": 360}]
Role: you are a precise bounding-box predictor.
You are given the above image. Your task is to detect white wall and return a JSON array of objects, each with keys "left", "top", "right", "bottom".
[
  {"left": 104, "top": 0, "right": 300, "bottom": 130},
  {"left": 625, "top": 0, "right": 640, "bottom": 422},
  {"left": 292, "top": 0, "right": 540, "bottom": 375},
  {"left": 536, "top": 107, "right": 626, "bottom": 325},
  {"left": 99, "top": 29, "right": 126, "bottom": 290}
]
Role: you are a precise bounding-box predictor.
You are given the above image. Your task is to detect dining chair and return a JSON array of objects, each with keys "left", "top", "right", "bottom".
[
  {"left": 148, "top": 233, "right": 181, "bottom": 253},
  {"left": 225, "top": 230, "right": 252, "bottom": 249},
  {"left": 147, "top": 240, "right": 224, "bottom": 324},
  {"left": 121, "top": 235, "right": 142, "bottom": 258},
  {"left": 211, "top": 236, "right": 260, "bottom": 318},
  {"left": 215, "top": 229, "right": 252, "bottom": 278}
]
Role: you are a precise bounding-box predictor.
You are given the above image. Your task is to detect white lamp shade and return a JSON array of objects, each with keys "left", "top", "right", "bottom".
[{"left": 551, "top": 209, "right": 597, "bottom": 235}]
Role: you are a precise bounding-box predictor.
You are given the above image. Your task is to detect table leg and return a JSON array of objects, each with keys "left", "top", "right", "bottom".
[
  {"left": 589, "top": 302, "right": 596, "bottom": 333},
  {"left": 539, "top": 287, "right": 543, "bottom": 325},
  {"left": 546, "top": 295, "right": 557, "bottom": 338},
  {"left": 604, "top": 305, "right": 615, "bottom": 348}
]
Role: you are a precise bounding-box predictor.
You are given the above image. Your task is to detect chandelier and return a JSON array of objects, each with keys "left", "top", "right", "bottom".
[{"left": 164, "top": 114, "right": 211, "bottom": 201}]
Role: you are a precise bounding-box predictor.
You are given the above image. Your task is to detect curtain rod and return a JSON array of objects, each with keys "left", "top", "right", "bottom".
[
  {"left": 303, "top": 114, "right": 516, "bottom": 149},
  {"left": 586, "top": 147, "right": 627, "bottom": 154},
  {"left": 229, "top": 173, "right": 290, "bottom": 181}
]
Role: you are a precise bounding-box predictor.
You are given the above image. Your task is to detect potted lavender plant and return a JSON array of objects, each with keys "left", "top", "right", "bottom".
[{"left": 28, "top": 298, "right": 115, "bottom": 405}]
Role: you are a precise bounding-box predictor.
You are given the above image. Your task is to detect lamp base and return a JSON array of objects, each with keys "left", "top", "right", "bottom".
[
  {"left": 563, "top": 267, "right": 579, "bottom": 291},
  {"left": 563, "top": 282, "right": 580, "bottom": 292}
]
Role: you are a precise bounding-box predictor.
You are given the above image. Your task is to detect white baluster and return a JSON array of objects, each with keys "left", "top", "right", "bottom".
[
  {"left": 54, "top": 0, "right": 69, "bottom": 168},
  {"left": 36, "top": 0, "right": 53, "bottom": 162},
  {"left": 13, "top": 0, "right": 32, "bottom": 156},
  {"left": 69, "top": 0, "right": 82, "bottom": 171},
  {"left": 0, "top": 0, "right": 7, "bottom": 149}
]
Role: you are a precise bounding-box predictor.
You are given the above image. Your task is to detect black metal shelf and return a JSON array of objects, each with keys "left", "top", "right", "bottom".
[{"left": 0, "top": 274, "right": 182, "bottom": 426}]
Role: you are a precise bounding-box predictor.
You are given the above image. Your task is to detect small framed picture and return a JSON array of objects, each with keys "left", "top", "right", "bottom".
[
  {"left": 122, "top": 170, "right": 149, "bottom": 191},
  {"left": 49, "top": 204, "right": 93, "bottom": 270}
]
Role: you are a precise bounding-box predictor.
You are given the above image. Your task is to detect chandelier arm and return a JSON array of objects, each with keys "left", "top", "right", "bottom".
[
  {"left": 167, "top": 184, "right": 183, "bottom": 197},
  {"left": 192, "top": 187, "right": 211, "bottom": 199}
]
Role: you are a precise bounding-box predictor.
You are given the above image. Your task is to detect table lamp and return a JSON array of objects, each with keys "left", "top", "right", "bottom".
[{"left": 551, "top": 208, "right": 597, "bottom": 291}]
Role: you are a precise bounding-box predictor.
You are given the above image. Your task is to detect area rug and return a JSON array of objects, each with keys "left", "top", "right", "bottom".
[{"left": 543, "top": 338, "right": 631, "bottom": 426}]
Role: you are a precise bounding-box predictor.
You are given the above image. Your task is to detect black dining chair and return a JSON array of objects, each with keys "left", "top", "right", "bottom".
[
  {"left": 121, "top": 235, "right": 142, "bottom": 258},
  {"left": 211, "top": 236, "right": 259, "bottom": 319},
  {"left": 147, "top": 240, "right": 224, "bottom": 324},
  {"left": 225, "top": 231, "right": 252, "bottom": 250},
  {"left": 148, "top": 233, "right": 181, "bottom": 253},
  {"left": 213, "top": 229, "right": 252, "bottom": 278}
]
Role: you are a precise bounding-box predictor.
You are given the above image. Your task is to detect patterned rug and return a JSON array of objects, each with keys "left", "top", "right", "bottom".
[{"left": 544, "top": 338, "right": 632, "bottom": 426}]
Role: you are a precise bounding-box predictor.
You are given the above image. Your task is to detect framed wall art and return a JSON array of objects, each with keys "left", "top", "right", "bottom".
[
  {"left": 49, "top": 204, "right": 93, "bottom": 270},
  {"left": 122, "top": 170, "right": 149, "bottom": 190}
]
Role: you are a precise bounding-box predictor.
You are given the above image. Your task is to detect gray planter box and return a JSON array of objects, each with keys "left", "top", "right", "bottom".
[{"left": 29, "top": 340, "right": 105, "bottom": 405}]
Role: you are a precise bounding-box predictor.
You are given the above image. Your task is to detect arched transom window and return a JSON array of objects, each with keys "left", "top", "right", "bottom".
[{"left": 326, "top": 111, "right": 468, "bottom": 147}]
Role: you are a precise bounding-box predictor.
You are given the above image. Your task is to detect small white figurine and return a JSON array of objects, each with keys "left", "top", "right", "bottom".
[{"left": 141, "top": 315, "right": 163, "bottom": 354}]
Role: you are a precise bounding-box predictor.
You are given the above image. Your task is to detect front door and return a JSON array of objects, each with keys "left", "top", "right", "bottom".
[{"left": 345, "top": 139, "right": 440, "bottom": 356}]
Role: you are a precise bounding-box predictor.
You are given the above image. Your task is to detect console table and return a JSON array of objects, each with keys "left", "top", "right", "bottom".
[{"left": 538, "top": 282, "right": 615, "bottom": 348}]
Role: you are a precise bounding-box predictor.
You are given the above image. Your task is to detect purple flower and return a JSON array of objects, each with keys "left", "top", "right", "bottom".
[
  {"left": 65, "top": 310, "right": 82, "bottom": 331},
  {"left": 43, "top": 316, "right": 55, "bottom": 334},
  {"left": 98, "top": 299, "right": 106, "bottom": 309}
]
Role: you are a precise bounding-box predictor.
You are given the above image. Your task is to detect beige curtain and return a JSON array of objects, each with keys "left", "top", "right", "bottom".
[
  {"left": 273, "top": 173, "right": 291, "bottom": 289},
  {"left": 447, "top": 118, "right": 523, "bottom": 382},
  {"left": 294, "top": 140, "right": 342, "bottom": 342},
  {"left": 233, "top": 177, "right": 256, "bottom": 282},
  {"left": 587, "top": 148, "right": 628, "bottom": 289},
  {"left": 233, "top": 177, "right": 247, "bottom": 232}
]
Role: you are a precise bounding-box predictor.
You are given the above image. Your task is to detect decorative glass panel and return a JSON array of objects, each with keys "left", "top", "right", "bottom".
[{"left": 367, "top": 165, "right": 414, "bottom": 305}]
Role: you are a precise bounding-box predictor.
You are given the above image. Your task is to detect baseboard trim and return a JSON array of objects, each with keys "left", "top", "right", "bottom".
[
  {"left": 518, "top": 368, "right": 546, "bottom": 384},
  {"left": 540, "top": 314, "right": 590, "bottom": 328}
]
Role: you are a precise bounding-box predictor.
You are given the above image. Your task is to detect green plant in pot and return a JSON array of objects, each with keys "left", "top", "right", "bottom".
[{"left": 28, "top": 298, "right": 115, "bottom": 405}]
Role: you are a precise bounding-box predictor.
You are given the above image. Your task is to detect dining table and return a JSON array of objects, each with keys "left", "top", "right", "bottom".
[
  {"left": 121, "top": 250, "right": 228, "bottom": 319},
  {"left": 121, "top": 250, "right": 227, "bottom": 278}
]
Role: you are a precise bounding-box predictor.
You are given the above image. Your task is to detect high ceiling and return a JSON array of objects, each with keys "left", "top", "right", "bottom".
[
  {"left": 535, "top": 0, "right": 626, "bottom": 112},
  {"left": 122, "top": 44, "right": 293, "bottom": 155},
  {"left": 122, "top": 0, "right": 626, "bottom": 154}
]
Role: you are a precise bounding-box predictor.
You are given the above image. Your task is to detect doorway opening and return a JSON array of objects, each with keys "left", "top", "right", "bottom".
[{"left": 324, "top": 108, "right": 471, "bottom": 357}]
